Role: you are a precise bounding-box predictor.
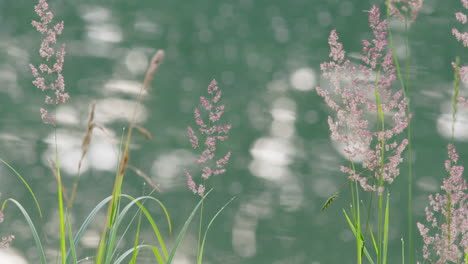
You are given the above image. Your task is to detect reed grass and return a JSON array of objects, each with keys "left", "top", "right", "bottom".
[
  {"left": 3, "top": 0, "right": 467, "bottom": 263},
  {"left": 385, "top": 1, "right": 414, "bottom": 261}
]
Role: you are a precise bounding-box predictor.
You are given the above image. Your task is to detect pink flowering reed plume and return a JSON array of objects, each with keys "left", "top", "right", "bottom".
[
  {"left": 316, "top": 6, "right": 409, "bottom": 194},
  {"left": 387, "top": 0, "right": 424, "bottom": 23},
  {"left": 453, "top": 0, "right": 468, "bottom": 92},
  {"left": 0, "top": 194, "right": 14, "bottom": 249},
  {"left": 417, "top": 144, "right": 468, "bottom": 263},
  {"left": 29, "top": 0, "right": 69, "bottom": 125},
  {"left": 185, "top": 80, "right": 231, "bottom": 197},
  {"left": 453, "top": 0, "right": 468, "bottom": 48}
]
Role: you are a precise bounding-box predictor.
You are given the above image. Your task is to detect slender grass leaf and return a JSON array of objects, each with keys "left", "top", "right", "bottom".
[
  {"left": 0, "top": 158, "right": 42, "bottom": 218},
  {"left": 369, "top": 225, "right": 379, "bottom": 255},
  {"left": 66, "top": 213, "right": 77, "bottom": 264},
  {"left": 401, "top": 238, "right": 405, "bottom": 264},
  {"left": 3, "top": 199, "right": 47, "bottom": 264},
  {"left": 121, "top": 194, "right": 171, "bottom": 259},
  {"left": 66, "top": 196, "right": 113, "bottom": 263},
  {"left": 197, "top": 197, "right": 235, "bottom": 264},
  {"left": 129, "top": 210, "right": 143, "bottom": 264},
  {"left": 113, "top": 245, "right": 163, "bottom": 264},
  {"left": 343, "top": 210, "right": 375, "bottom": 264},
  {"left": 166, "top": 189, "right": 212, "bottom": 264},
  {"left": 383, "top": 193, "right": 390, "bottom": 264}
]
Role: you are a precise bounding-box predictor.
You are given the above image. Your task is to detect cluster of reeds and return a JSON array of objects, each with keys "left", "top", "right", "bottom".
[
  {"left": 317, "top": 0, "right": 468, "bottom": 263},
  {"left": 0, "top": 0, "right": 234, "bottom": 263},
  {"left": 1, "top": 0, "right": 468, "bottom": 263}
]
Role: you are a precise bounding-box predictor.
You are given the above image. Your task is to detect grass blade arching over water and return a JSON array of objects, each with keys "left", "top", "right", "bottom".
[
  {"left": 2, "top": 199, "right": 47, "bottom": 264},
  {"left": 0, "top": 158, "right": 42, "bottom": 218}
]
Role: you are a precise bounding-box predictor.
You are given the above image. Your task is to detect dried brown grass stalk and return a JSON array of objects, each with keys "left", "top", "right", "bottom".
[
  {"left": 135, "top": 126, "right": 153, "bottom": 140},
  {"left": 117, "top": 50, "right": 165, "bottom": 178},
  {"left": 128, "top": 164, "right": 161, "bottom": 192},
  {"left": 143, "top": 50, "right": 165, "bottom": 91}
]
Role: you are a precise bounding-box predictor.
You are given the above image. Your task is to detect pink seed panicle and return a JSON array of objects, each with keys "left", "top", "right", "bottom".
[
  {"left": 185, "top": 80, "right": 231, "bottom": 197},
  {"left": 388, "top": 0, "right": 424, "bottom": 23},
  {"left": 30, "top": 0, "right": 69, "bottom": 125},
  {"left": 417, "top": 144, "right": 468, "bottom": 263},
  {"left": 455, "top": 0, "right": 468, "bottom": 106},
  {"left": 453, "top": 0, "right": 468, "bottom": 47},
  {"left": 316, "top": 6, "right": 409, "bottom": 194}
]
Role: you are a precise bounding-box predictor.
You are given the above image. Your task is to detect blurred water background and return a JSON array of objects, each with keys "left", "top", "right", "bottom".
[{"left": 0, "top": 0, "right": 467, "bottom": 263}]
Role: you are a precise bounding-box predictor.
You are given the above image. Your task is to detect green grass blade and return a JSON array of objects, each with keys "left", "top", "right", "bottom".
[
  {"left": 166, "top": 189, "right": 212, "bottom": 264},
  {"left": 55, "top": 154, "right": 67, "bottom": 264},
  {"left": 452, "top": 57, "right": 461, "bottom": 144},
  {"left": 197, "top": 197, "right": 235, "bottom": 264},
  {"left": 66, "top": 213, "right": 77, "bottom": 264},
  {"left": 401, "top": 238, "right": 405, "bottom": 264},
  {"left": 66, "top": 196, "right": 113, "bottom": 263},
  {"left": 96, "top": 130, "right": 126, "bottom": 264},
  {"left": 120, "top": 195, "right": 171, "bottom": 259},
  {"left": 343, "top": 210, "right": 375, "bottom": 264},
  {"left": 383, "top": 193, "right": 390, "bottom": 264},
  {"left": 369, "top": 225, "right": 379, "bottom": 256},
  {"left": 0, "top": 158, "right": 42, "bottom": 218},
  {"left": 105, "top": 194, "right": 171, "bottom": 263},
  {"left": 113, "top": 245, "right": 164, "bottom": 264},
  {"left": 110, "top": 202, "right": 142, "bottom": 262},
  {"left": 129, "top": 210, "right": 143, "bottom": 264},
  {"left": 373, "top": 70, "right": 384, "bottom": 127},
  {"left": 3, "top": 199, "right": 47, "bottom": 264},
  {"left": 104, "top": 196, "right": 154, "bottom": 264}
]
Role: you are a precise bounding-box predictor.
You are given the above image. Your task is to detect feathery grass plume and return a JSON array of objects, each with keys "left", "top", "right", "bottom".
[
  {"left": 0, "top": 194, "right": 14, "bottom": 248},
  {"left": 387, "top": 0, "right": 424, "bottom": 23},
  {"left": 453, "top": 0, "right": 468, "bottom": 48},
  {"left": 29, "top": 0, "right": 69, "bottom": 125},
  {"left": 30, "top": 1, "right": 68, "bottom": 262},
  {"left": 455, "top": 0, "right": 468, "bottom": 111},
  {"left": 135, "top": 125, "right": 153, "bottom": 140},
  {"left": 185, "top": 80, "right": 231, "bottom": 197},
  {"left": 68, "top": 102, "right": 96, "bottom": 208},
  {"left": 453, "top": 0, "right": 468, "bottom": 90},
  {"left": 143, "top": 50, "right": 165, "bottom": 91},
  {"left": 417, "top": 144, "right": 468, "bottom": 263},
  {"left": 316, "top": 6, "right": 408, "bottom": 194},
  {"left": 96, "top": 50, "right": 164, "bottom": 264}
]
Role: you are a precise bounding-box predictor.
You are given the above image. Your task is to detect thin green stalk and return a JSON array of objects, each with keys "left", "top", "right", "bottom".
[
  {"left": 378, "top": 194, "right": 383, "bottom": 264},
  {"left": 401, "top": 238, "right": 405, "bottom": 264},
  {"left": 348, "top": 161, "right": 363, "bottom": 264},
  {"left": 197, "top": 179, "right": 205, "bottom": 261},
  {"left": 403, "top": 20, "right": 415, "bottom": 264},
  {"left": 66, "top": 213, "right": 77, "bottom": 264},
  {"left": 385, "top": 2, "right": 414, "bottom": 261},
  {"left": 95, "top": 131, "right": 124, "bottom": 264},
  {"left": 451, "top": 57, "right": 461, "bottom": 145},
  {"left": 97, "top": 50, "right": 164, "bottom": 264},
  {"left": 382, "top": 193, "right": 390, "bottom": 264},
  {"left": 129, "top": 209, "right": 143, "bottom": 264},
  {"left": 444, "top": 57, "right": 461, "bottom": 261},
  {"left": 374, "top": 69, "right": 386, "bottom": 264},
  {"left": 197, "top": 197, "right": 236, "bottom": 264},
  {"left": 54, "top": 127, "right": 67, "bottom": 264}
]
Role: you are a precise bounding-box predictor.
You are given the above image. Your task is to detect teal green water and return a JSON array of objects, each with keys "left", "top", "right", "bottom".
[{"left": 0, "top": 0, "right": 466, "bottom": 263}]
